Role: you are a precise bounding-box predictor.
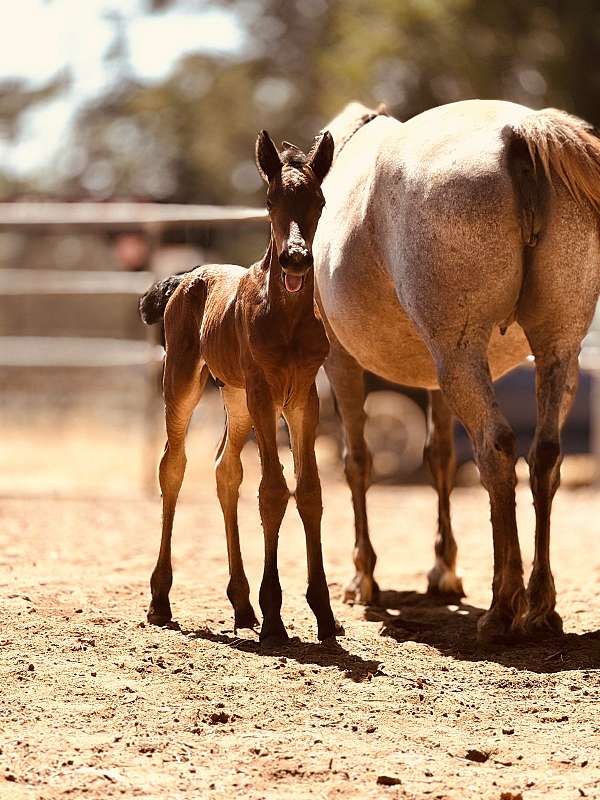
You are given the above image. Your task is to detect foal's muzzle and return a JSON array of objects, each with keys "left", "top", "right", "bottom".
[
  {"left": 279, "top": 248, "right": 313, "bottom": 293},
  {"left": 279, "top": 248, "right": 314, "bottom": 272}
]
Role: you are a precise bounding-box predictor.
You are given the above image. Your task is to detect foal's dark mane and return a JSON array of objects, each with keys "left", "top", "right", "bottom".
[{"left": 280, "top": 144, "right": 309, "bottom": 169}]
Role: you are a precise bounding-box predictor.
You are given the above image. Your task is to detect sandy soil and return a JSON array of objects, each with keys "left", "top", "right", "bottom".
[{"left": 1, "top": 426, "right": 599, "bottom": 799}]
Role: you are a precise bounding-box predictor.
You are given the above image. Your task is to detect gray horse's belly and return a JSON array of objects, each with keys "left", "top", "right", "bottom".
[{"left": 321, "top": 275, "right": 530, "bottom": 389}]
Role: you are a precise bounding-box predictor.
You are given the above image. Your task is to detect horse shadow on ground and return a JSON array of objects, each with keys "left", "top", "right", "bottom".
[
  {"left": 365, "top": 588, "right": 599, "bottom": 674},
  {"left": 177, "top": 625, "right": 382, "bottom": 681}
]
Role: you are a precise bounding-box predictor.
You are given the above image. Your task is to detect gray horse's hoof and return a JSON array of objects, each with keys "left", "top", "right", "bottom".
[
  {"left": 477, "top": 607, "right": 523, "bottom": 645},
  {"left": 427, "top": 563, "right": 465, "bottom": 598},
  {"left": 343, "top": 573, "right": 380, "bottom": 606},
  {"left": 524, "top": 609, "right": 563, "bottom": 638}
]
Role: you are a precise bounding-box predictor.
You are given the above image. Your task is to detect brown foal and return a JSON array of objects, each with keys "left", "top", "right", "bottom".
[{"left": 139, "top": 129, "right": 340, "bottom": 644}]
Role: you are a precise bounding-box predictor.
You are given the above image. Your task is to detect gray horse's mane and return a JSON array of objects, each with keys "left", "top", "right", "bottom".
[{"left": 323, "top": 101, "right": 389, "bottom": 162}]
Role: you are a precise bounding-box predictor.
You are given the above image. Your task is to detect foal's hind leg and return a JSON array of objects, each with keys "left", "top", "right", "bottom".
[
  {"left": 324, "top": 341, "right": 378, "bottom": 605},
  {"left": 436, "top": 348, "right": 526, "bottom": 643},
  {"left": 215, "top": 387, "right": 258, "bottom": 631},
  {"left": 424, "top": 390, "right": 464, "bottom": 597},
  {"left": 148, "top": 360, "right": 208, "bottom": 626},
  {"left": 148, "top": 285, "right": 208, "bottom": 626}
]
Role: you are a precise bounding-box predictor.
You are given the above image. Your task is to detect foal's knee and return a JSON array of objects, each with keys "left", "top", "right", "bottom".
[
  {"left": 295, "top": 476, "right": 322, "bottom": 520},
  {"left": 159, "top": 444, "right": 187, "bottom": 497},
  {"left": 215, "top": 453, "right": 243, "bottom": 497},
  {"left": 258, "top": 471, "right": 289, "bottom": 518}
]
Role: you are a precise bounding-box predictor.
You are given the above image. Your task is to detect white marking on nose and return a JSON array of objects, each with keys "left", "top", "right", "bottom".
[{"left": 286, "top": 221, "right": 306, "bottom": 257}]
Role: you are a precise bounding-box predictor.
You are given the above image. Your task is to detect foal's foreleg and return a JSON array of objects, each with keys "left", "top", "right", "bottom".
[
  {"left": 424, "top": 390, "right": 464, "bottom": 597},
  {"left": 324, "top": 341, "right": 377, "bottom": 605},
  {"left": 247, "top": 378, "right": 290, "bottom": 644},
  {"left": 285, "top": 385, "right": 338, "bottom": 640},
  {"left": 215, "top": 388, "right": 257, "bottom": 631}
]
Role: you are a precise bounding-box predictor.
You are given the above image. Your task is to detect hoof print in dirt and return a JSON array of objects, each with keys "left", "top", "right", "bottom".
[
  {"left": 376, "top": 775, "right": 402, "bottom": 786},
  {"left": 464, "top": 748, "right": 491, "bottom": 763},
  {"left": 206, "top": 711, "right": 234, "bottom": 725}
]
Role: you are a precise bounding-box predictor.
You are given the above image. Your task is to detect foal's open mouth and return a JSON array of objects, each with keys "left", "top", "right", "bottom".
[{"left": 282, "top": 271, "right": 305, "bottom": 293}]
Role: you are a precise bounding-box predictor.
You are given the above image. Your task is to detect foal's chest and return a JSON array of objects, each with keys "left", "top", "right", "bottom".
[{"left": 250, "top": 313, "right": 329, "bottom": 382}]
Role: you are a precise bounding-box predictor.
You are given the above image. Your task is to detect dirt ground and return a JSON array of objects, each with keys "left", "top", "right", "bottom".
[{"left": 1, "top": 416, "right": 599, "bottom": 800}]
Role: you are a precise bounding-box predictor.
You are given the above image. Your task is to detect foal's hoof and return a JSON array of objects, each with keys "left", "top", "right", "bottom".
[
  {"left": 427, "top": 564, "right": 465, "bottom": 599},
  {"left": 260, "top": 633, "right": 289, "bottom": 650},
  {"left": 147, "top": 601, "right": 172, "bottom": 627},
  {"left": 234, "top": 606, "right": 260, "bottom": 632},
  {"left": 477, "top": 608, "right": 523, "bottom": 646},
  {"left": 259, "top": 619, "right": 289, "bottom": 649},
  {"left": 343, "top": 573, "right": 380, "bottom": 606},
  {"left": 317, "top": 615, "right": 345, "bottom": 641},
  {"left": 524, "top": 609, "right": 563, "bottom": 639}
]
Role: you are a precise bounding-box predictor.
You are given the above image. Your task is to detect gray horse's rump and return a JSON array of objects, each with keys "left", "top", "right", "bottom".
[{"left": 315, "top": 100, "right": 541, "bottom": 388}]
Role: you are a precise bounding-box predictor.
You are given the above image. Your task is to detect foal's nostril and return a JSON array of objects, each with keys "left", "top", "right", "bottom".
[{"left": 280, "top": 249, "right": 313, "bottom": 270}]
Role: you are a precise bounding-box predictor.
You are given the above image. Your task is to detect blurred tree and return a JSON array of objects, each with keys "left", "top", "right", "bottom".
[
  {"left": 0, "top": 72, "right": 70, "bottom": 143},
  {"left": 4, "top": 0, "right": 600, "bottom": 222},
  {"left": 322, "top": 0, "right": 600, "bottom": 125},
  {"left": 0, "top": 72, "right": 70, "bottom": 199}
]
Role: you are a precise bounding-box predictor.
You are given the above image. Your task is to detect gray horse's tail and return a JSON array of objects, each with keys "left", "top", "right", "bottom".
[
  {"left": 139, "top": 272, "right": 191, "bottom": 325},
  {"left": 514, "top": 108, "right": 600, "bottom": 215}
]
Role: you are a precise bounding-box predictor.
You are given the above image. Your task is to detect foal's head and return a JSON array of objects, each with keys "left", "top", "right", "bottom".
[{"left": 255, "top": 129, "right": 334, "bottom": 293}]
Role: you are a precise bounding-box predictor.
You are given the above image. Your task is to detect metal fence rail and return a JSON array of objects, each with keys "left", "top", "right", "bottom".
[
  {"left": 0, "top": 201, "right": 269, "bottom": 493},
  {"left": 0, "top": 201, "right": 268, "bottom": 232},
  {"left": 0, "top": 268, "right": 153, "bottom": 295}
]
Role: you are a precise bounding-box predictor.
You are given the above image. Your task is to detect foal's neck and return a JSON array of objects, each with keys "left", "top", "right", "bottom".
[{"left": 260, "top": 235, "right": 315, "bottom": 322}]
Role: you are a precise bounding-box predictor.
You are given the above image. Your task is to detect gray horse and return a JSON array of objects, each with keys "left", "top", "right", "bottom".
[{"left": 314, "top": 99, "right": 600, "bottom": 643}]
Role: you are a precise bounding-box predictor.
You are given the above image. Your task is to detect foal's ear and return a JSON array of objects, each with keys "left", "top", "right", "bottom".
[
  {"left": 255, "top": 130, "right": 282, "bottom": 183},
  {"left": 307, "top": 130, "right": 334, "bottom": 183}
]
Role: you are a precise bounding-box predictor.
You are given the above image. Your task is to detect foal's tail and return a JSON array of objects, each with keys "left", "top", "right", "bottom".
[
  {"left": 139, "top": 271, "right": 191, "bottom": 325},
  {"left": 513, "top": 108, "right": 600, "bottom": 215}
]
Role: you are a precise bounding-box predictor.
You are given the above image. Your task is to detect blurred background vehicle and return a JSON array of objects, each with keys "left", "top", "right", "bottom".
[{"left": 2, "top": 0, "right": 600, "bottom": 496}]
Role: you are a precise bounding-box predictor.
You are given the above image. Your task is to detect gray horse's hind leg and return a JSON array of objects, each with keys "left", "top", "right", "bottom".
[
  {"left": 523, "top": 347, "right": 580, "bottom": 636},
  {"left": 324, "top": 340, "right": 379, "bottom": 605},
  {"left": 517, "top": 186, "right": 599, "bottom": 635},
  {"left": 424, "top": 390, "right": 464, "bottom": 597},
  {"left": 436, "top": 349, "right": 526, "bottom": 643}
]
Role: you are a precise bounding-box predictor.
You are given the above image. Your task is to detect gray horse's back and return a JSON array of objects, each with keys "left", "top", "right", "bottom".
[{"left": 316, "top": 100, "right": 534, "bottom": 387}]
